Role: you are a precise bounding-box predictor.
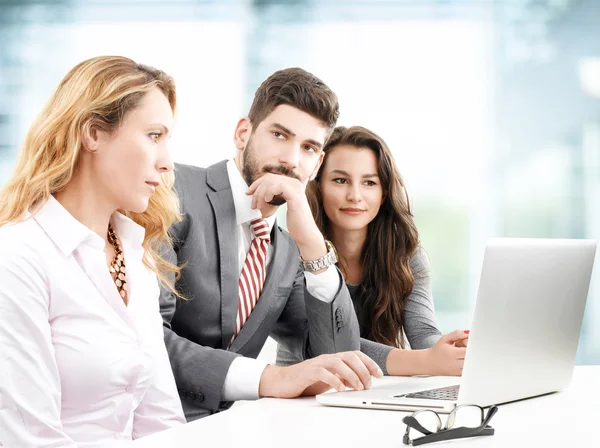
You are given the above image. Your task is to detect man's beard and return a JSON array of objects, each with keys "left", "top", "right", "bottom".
[{"left": 242, "top": 135, "right": 302, "bottom": 206}]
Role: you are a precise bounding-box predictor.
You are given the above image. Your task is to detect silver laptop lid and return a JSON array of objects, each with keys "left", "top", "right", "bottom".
[{"left": 458, "top": 238, "right": 596, "bottom": 407}]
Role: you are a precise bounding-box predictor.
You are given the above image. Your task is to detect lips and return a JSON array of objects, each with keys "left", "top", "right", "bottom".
[
  {"left": 145, "top": 181, "right": 159, "bottom": 192},
  {"left": 340, "top": 208, "right": 366, "bottom": 215}
]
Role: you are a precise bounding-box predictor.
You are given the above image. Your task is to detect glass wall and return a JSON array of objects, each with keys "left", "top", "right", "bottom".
[{"left": 1, "top": 0, "right": 598, "bottom": 363}]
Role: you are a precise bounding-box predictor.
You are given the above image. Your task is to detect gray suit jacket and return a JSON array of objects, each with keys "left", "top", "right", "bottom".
[
  {"left": 277, "top": 247, "right": 442, "bottom": 373},
  {"left": 159, "top": 161, "right": 360, "bottom": 421}
]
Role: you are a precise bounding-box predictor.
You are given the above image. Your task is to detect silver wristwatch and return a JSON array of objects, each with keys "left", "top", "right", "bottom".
[{"left": 301, "top": 240, "right": 338, "bottom": 272}]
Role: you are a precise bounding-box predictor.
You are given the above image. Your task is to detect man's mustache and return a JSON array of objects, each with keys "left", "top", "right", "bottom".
[{"left": 262, "top": 165, "right": 301, "bottom": 182}]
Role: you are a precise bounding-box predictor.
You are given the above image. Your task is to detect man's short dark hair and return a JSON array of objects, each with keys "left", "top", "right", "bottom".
[{"left": 248, "top": 68, "right": 339, "bottom": 133}]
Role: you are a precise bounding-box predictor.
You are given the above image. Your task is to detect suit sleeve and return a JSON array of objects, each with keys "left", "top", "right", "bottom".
[
  {"left": 276, "top": 336, "right": 395, "bottom": 375},
  {"left": 269, "top": 258, "right": 360, "bottom": 361},
  {"left": 159, "top": 219, "right": 241, "bottom": 414}
]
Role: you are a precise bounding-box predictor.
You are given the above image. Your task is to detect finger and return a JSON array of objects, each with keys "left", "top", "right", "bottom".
[
  {"left": 246, "top": 176, "right": 264, "bottom": 196},
  {"left": 334, "top": 372, "right": 354, "bottom": 389},
  {"left": 338, "top": 352, "right": 372, "bottom": 389},
  {"left": 315, "top": 367, "right": 345, "bottom": 392},
  {"left": 250, "top": 181, "right": 264, "bottom": 210},
  {"left": 440, "top": 329, "right": 470, "bottom": 344},
  {"left": 455, "top": 338, "right": 469, "bottom": 348},
  {"left": 251, "top": 186, "right": 259, "bottom": 210},
  {"left": 324, "top": 357, "right": 364, "bottom": 390},
  {"left": 353, "top": 351, "right": 384, "bottom": 378},
  {"left": 252, "top": 183, "right": 268, "bottom": 210},
  {"left": 263, "top": 182, "right": 285, "bottom": 204}
]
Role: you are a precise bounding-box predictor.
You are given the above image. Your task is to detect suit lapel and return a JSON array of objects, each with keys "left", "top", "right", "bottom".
[
  {"left": 206, "top": 162, "right": 240, "bottom": 349},
  {"left": 230, "top": 224, "right": 290, "bottom": 352}
]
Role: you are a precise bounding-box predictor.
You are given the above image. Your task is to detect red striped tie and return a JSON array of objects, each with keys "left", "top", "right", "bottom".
[{"left": 233, "top": 218, "right": 270, "bottom": 339}]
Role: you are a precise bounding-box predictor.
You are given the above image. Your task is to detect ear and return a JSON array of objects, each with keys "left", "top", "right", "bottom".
[
  {"left": 309, "top": 151, "right": 325, "bottom": 182},
  {"left": 81, "top": 120, "right": 107, "bottom": 153},
  {"left": 81, "top": 123, "right": 99, "bottom": 153},
  {"left": 233, "top": 117, "right": 252, "bottom": 151}
]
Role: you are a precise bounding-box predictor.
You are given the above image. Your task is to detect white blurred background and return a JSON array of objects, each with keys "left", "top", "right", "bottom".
[{"left": 1, "top": 0, "right": 598, "bottom": 364}]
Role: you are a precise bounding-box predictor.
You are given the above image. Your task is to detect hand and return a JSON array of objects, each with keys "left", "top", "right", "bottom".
[
  {"left": 247, "top": 173, "right": 327, "bottom": 261},
  {"left": 423, "top": 330, "right": 469, "bottom": 376},
  {"left": 454, "top": 330, "right": 469, "bottom": 348},
  {"left": 258, "top": 351, "right": 384, "bottom": 399}
]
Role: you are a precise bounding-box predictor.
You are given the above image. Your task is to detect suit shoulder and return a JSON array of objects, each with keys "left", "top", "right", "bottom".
[
  {"left": 276, "top": 226, "right": 300, "bottom": 255},
  {"left": 174, "top": 163, "right": 208, "bottom": 182},
  {"left": 276, "top": 225, "right": 293, "bottom": 240},
  {"left": 173, "top": 163, "right": 209, "bottom": 200}
]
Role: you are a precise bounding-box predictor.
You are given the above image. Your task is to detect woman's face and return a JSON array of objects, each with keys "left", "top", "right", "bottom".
[
  {"left": 91, "top": 87, "right": 174, "bottom": 213},
  {"left": 320, "top": 144, "right": 383, "bottom": 233}
]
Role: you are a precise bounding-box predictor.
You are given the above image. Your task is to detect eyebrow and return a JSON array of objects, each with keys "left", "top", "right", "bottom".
[
  {"left": 329, "top": 169, "right": 379, "bottom": 178},
  {"left": 271, "top": 123, "right": 323, "bottom": 150}
]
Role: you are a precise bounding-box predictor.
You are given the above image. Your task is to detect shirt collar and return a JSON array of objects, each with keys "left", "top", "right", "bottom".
[
  {"left": 32, "top": 195, "right": 146, "bottom": 255},
  {"left": 226, "top": 159, "right": 277, "bottom": 231}
]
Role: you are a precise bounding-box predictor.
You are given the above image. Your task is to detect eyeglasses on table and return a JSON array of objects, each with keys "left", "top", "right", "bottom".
[{"left": 402, "top": 403, "right": 499, "bottom": 446}]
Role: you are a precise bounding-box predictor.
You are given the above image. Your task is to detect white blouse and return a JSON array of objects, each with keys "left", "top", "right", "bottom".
[{"left": 0, "top": 196, "right": 185, "bottom": 447}]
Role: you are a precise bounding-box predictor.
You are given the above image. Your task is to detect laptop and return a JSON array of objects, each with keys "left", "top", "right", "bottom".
[{"left": 317, "top": 238, "right": 596, "bottom": 413}]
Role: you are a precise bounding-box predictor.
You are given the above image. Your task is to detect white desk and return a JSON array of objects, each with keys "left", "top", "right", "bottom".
[{"left": 134, "top": 366, "right": 598, "bottom": 447}]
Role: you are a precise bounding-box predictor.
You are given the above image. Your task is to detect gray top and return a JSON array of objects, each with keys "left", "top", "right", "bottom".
[{"left": 276, "top": 247, "right": 441, "bottom": 374}]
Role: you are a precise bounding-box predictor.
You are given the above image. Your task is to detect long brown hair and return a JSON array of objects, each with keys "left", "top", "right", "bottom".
[
  {"left": 307, "top": 126, "right": 420, "bottom": 348},
  {"left": 0, "top": 56, "right": 182, "bottom": 294}
]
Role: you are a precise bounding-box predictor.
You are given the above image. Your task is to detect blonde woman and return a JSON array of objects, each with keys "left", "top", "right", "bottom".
[{"left": 0, "top": 56, "right": 185, "bottom": 447}]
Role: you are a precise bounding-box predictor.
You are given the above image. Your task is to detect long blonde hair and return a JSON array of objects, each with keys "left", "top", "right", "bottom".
[{"left": 0, "top": 55, "right": 182, "bottom": 292}]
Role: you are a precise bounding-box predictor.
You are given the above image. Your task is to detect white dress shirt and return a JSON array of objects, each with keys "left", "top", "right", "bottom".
[
  {"left": 222, "top": 159, "right": 340, "bottom": 401},
  {"left": 0, "top": 196, "right": 185, "bottom": 448}
]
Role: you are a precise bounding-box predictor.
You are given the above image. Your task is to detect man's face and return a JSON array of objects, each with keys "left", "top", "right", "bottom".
[{"left": 237, "top": 105, "right": 328, "bottom": 205}]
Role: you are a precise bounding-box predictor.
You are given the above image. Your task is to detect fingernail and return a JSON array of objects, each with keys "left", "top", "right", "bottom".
[
  {"left": 357, "top": 383, "right": 364, "bottom": 391},
  {"left": 366, "top": 379, "right": 372, "bottom": 389},
  {"left": 464, "top": 330, "right": 470, "bottom": 334},
  {"left": 377, "top": 367, "right": 384, "bottom": 377},
  {"left": 338, "top": 384, "right": 345, "bottom": 392}
]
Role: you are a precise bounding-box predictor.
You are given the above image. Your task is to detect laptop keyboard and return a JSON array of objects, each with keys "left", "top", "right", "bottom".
[{"left": 395, "top": 384, "right": 460, "bottom": 401}]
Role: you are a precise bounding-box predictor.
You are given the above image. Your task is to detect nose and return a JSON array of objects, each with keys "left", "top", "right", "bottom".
[
  {"left": 278, "top": 144, "right": 300, "bottom": 170},
  {"left": 156, "top": 143, "right": 174, "bottom": 173},
  {"left": 346, "top": 183, "right": 362, "bottom": 203}
]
